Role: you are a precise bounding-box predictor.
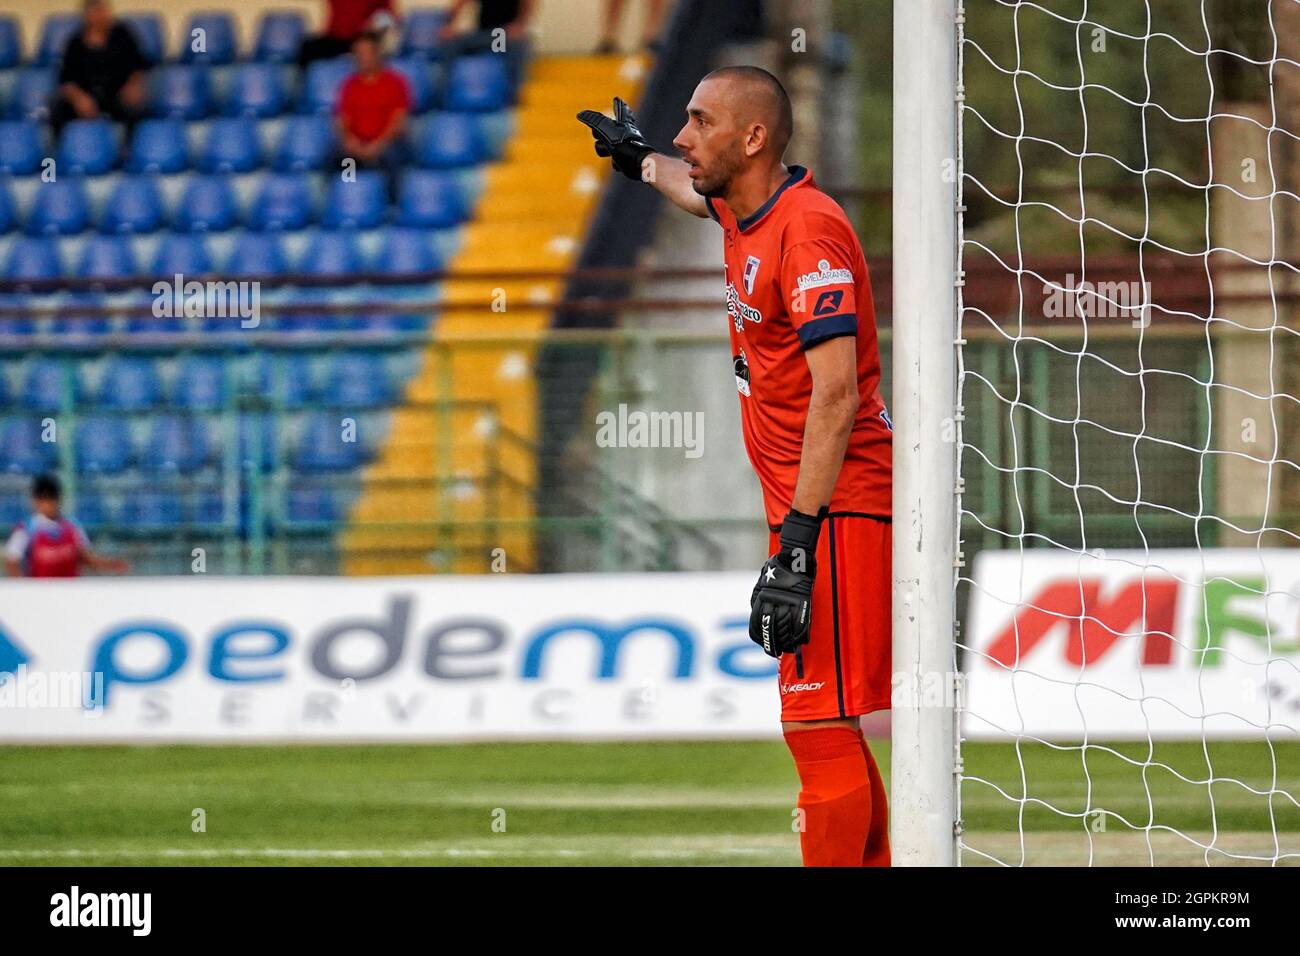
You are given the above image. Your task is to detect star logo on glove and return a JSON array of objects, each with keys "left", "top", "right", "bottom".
[{"left": 765, "top": 565, "right": 777, "bottom": 582}]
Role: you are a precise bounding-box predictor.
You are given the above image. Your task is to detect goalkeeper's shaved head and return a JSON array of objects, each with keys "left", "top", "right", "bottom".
[{"left": 703, "top": 65, "right": 793, "bottom": 159}]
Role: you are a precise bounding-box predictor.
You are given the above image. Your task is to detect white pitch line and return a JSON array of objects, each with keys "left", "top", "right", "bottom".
[{"left": 0, "top": 844, "right": 793, "bottom": 861}]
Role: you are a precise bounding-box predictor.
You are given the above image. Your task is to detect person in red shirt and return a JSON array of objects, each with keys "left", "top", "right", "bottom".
[
  {"left": 4, "top": 474, "right": 128, "bottom": 578},
  {"left": 334, "top": 31, "right": 411, "bottom": 201},
  {"left": 299, "top": 0, "right": 398, "bottom": 70},
  {"left": 578, "top": 68, "right": 893, "bottom": 867}
]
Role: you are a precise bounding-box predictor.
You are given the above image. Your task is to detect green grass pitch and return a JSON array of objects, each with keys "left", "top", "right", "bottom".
[{"left": 0, "top": 740, "right": 1295, "bottom": 866}]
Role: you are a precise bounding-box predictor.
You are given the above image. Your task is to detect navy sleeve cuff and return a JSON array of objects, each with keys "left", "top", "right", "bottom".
[{"left": 796, "top": 313, "right": 858, "bottom": 349}]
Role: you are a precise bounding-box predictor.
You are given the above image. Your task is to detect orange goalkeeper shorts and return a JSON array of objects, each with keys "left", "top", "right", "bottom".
[{"left": 771, "top": 513, "right": 893, "bottom": 722}]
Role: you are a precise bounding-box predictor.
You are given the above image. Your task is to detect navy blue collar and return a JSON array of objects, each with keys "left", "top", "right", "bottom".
[{"left": 735, "top": 165, "right": 808, "bottom": 232}]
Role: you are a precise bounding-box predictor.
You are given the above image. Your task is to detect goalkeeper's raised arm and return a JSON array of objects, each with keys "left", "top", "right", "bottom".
[{"left": 576, "top": 97, "right": 708, "bottom": 218}]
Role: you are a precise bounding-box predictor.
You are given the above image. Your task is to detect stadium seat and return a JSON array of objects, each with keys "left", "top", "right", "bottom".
[
  {"left": 399, "top": 9, "right": 450, "bottom": 59},
  {"left": 8, "top": 68, "right": 55, "bottom": 122},
  {"left": 56, "top": 119, "right": 118, "bottom": 175},
  {"left": 248, "top": 174, "right": 315, "bottom": 231},
  {"left": 49, "top": 294, "right": 111, "bottom": 339},
  {"left": 120, "top": 489, "right": 182, "bottom": 529},
  {"left": 254, "top": 11, "right": 306, "bottom": 63},
  {"left": 389, "top": 58, "right": 433, "bottom": 113},
  {"left": 181, "top": 13, "right": 238, "bottom": 65},
  {"left": 77, "top": 235, "right": 139, "bottom": 279},
  {"left": 320, "top": 171, "right": 387, "bottom": 229},
  {"left": 250, "top": 352, "right": 312, "bottom": 408},
  {"left": 298, "top": 230, "right": 363, "bottom": 275},
  {"left": 122, "top": 13, "right": 165, "bottom": 65},
  {"left": 127, "top": 119, "right": 189, "bottom": 173},
  {"left": 125, "top": 312, "right": 186, "bottom": 336},
  {"left": 150, "top": 64, "right": 212, "bottom": 120},
  {"left": 199, "top": 117, "right": 263, "bottom": 173},
  {"left": 444, "top": 55, "right": 509, "bottom": 112},
  {"left": 286, "top": 483, "right": 339, "bottom": 524},
  {"left": 20, "top": 358, "right": 76, "bottom": 411},
  {"left": 174, "top": 175, "right": 240, "bottom": 232},
  {"left": 1, "top": 418, "right": 58, "bottom": 473},
  {"left": 300, "top": 58, "right": 351, "bottom": 114},
  {"left": 223, "top": 63, "right": 287, "bottom": 118},
  {"left": 73, "top": 490, "right": 112, "bottom": 530},
  {"left": 225, "top": 231, "right": 287, "bottom": 276},
  {"left": 142, "top": 414, "right": 212, "bottom": 472},
  {"left": 74, "top": 416, "right": 133, "bottom": 474},
  {"left": 413, "top": 112, "right": 488, "bottom": 168},
  {"left": 376, "top": 227, "right": 441, "bottom": 275},
  {"left": 36, "top": 14, "right": 79, "bottom": 67},
  {"left": 96, "top": 356, "right": 162, "bottom": 410},
  {"left": 151, "top": 232, "right": 215, "bottom": 276},
  {"left": 187, "top": 485, "right": 228, "bottom": 528},
  {"left": 0, "top": 297, "right": 35, "bottom": 339},
  {"left": 0, "top": 15, "right": 21, "bottom": 69},
  {"left": 321, "top": 352, "right": 395, "bottom": 408},
  {"left": 4, "top": 237, "right": 61, "bottom": 281},
  {"left": 173, "top": 355, "right": 229, "bottom": 410},
  {"left": 100, "top": 176, "right": 165, "bottom": 234},
  {"left": 0, "top": 490, "right": 23, "bottom": 526},
  {"left": 294, "top": 412, "right": 364, "bottom": 471},
  {"left": 272, "top": 115, "right": 334, "bottom": 172},
  {"left": 396, "top": 170, "right": 467, "bottom": 228},
  {"left": 0, "top": 180, "right": 16, "bottom": 233},
  {"left": 0, "top": 120, "right": 43, "bottom": 174},
  {"left": 26, "top": 179, "right": 91, "bottom": 236}
]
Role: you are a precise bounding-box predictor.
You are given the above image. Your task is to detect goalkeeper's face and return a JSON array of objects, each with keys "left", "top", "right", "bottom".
[{"left": 673, "top": 81, "right": 747, "bottom": 199}]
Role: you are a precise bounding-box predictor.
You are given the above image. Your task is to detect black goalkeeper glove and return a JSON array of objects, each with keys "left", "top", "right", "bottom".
[
  {"left": 748, "top": 508, "right": 826, "bottom": 658},
  {"left": 576, "top": 96, "right": 658, "bottom": 181}
]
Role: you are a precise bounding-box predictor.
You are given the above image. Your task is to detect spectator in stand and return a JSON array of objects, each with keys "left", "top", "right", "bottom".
[
  {"left": 437, "top": 0, "right": 534, "bottom": 102},
  {"left": 4, "top": 474, "right": 128, "bottom": 578},
  {"left": 51, "top": 0, "right": 150, "bottom": 139},
  {"left": 333, "top": 31, "right": 411, "bottom": 201},
  {"left": 595, "top": 0, "right": 667, "bottom": 55},
  {"left": 299, "top": 0, "right": 399, "bottom": 70}
]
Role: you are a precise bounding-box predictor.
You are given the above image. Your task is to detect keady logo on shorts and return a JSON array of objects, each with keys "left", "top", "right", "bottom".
[
  {"left": 725, "top": 282, "right": 763, "bottom": 333},
  {"left": 50, "top": 886, "right": 151, "bottom": 936},
  {"left": 780, "top": 681, "right": 826, "bottom": 694},
  {"left": 794, "top": 258, "right": 853, "bottom": 292}
]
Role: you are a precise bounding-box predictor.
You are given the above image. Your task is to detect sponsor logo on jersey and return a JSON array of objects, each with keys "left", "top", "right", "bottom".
[
  {"left": 780, "top": 681, "right": 826, "bottom": 694},
  {"left": 743, "top": 255, "right": 761, "bottom": 295},
  {"left": 733, "top": 349, "right": 751, "bottom": 397},
  {"left": 725, "top": 282, "right": 763, "bottom": 333},
  {"left": 794, "top": 258, "right": 854, "bottom": 293}
]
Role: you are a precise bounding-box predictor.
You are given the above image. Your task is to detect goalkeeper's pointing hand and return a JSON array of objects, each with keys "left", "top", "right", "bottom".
[{"left": 576, "top": 96, "right": 658, "bottom": 181}]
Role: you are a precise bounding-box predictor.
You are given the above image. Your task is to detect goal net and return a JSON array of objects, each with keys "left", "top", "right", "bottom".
[{"left": 949, "top": 0, "right": 1300, "bottom": 865}]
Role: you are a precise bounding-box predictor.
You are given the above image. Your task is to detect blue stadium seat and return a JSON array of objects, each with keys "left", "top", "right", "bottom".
[
  {"left": 49, "top": 294, "right": 111, "bottom": 339},
  {"left": 174, "top": 175, "right": 240, "bottom": 231},
  {"left": 77, "top": 235, "right": 139, "bottom": 279},
  {"left": 444, "top": 55, "right": 509, "bottom": 112},
  {"left": 389, "top": 58, "right": 433, "bottom": 113},
  {"left": 0, "top": 15, "right": 21, "bottom": 69},
  {"left": 173, "top": 355, "right": 229, "bottom": 410},
  {"left": 142, "top": 415, "right": 211, "bottom": 471},
  {"left": 255, "top": 12, "right": 306, "bottom": 63},
  {"left": 0, "top": 180, "right": 16, "bottom": 233},
  {"left": 26, "top": 179, "right": 91, "bottom": 236},
  {"left": 75, "top": 416, "right": 133, "bottom": 474},
  {"left": 73, "top": 490, "right": 112, "bottom": 531},
  {"left": 272, "top": 115, "right": 334, "bottom": 172},
  {"left": 187, "top": 486, "right": 228, "bottom": 528},
  {"left": 150, "top": 64, "right": 212, "bottom": 120},
  {"left": 120, "top": 489, "right": 182, "bottom": 529},
  {"left": 399, "top": 9, "right": 450, "bottom": 59},
  {"left": 0, "top": 491, "right": 23, "bottom": 526},
  {"left": 125, "top": 312, "right": 186, "bottom": 336},
  {"left": 396, "top": 169, "right": 467, "bottom": 228},
  {"left": 250, "top": 352, "right": 312, "bottom": 407},
  {"left": 299, "top": 230, "right": 363, "bottom": 275},
  {"left": 248, "top": 174, "right": 314, "bottom": 230},
  {"left": 376, "top": 227, "right": 441, "bottom": 275},
  {"left": 122, "top": 13, "right": 165, "bottom": 65},
  {"left": 238, "top": 413, "right": 278, "bottom": 470},
  {"left": 1, "top": 418, "right": 57, "bottom": 473},
  {"left": 181, "top": 13, "right": 238, "bottom": 65},
  {"left": 56, "top": 119, "right": 118, "bottom": 175},
  {"left": 199, "top": 117, "right": 262, "bottom": 173},
  {"left": 20, "top": 358, "right": 76, "bottom": 411},
  {"left": 356, "top": 309, "right": 427, "bottom": 334},
  {"left": 320, "top": 171, "right": 387, "bottom": 229},
  {"left": 414, "top": 112, "right": 488, "bottom": 168},
  {"left": 287, "top": 483, "right": 339, "bottom": 524},
  {"left": 36, "top": 14, "right": 80, "bottom": 67},
  {"left": 322, "top": 352, "right": 395, "bottom": 408},
  {"left": 0, "top": 367, "right": 9, "bottom": 406},
  {"left": 151, "top": 232, "right": 214, "bottom": 275},
  {"left": 100, "top": 176, "right": 165, "bottom": 234},
  {"left": 0, "top": 120, "right": 43, "bottom": 174},
  {"left": 226, "top": 231, "right": 287, "bottom": 276},
  {"left": 294, "top": 412, "right": 364, "bottom": 471},
  {"left": 127, "top": 119, "right": 189, "bottom": 173},
  {"left": 300, "top": 58, "right": 351, "bottom": 114},
  {"left": 223, "top": 63, "right": 287, "bottom": 118},
  {"left": 4, "top": 237, "right": 61, "bottom": 281},
  {"left": 96, "top": 356, "right": 161, "bottom": 410},
  {"left": 8, "top": 68, "right": 55, "bottom": 122}
]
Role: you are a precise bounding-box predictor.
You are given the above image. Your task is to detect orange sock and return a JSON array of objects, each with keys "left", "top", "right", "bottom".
[
  {"left": 784, "top": 726, "right": 872, "bottom": 866},
  {"left": 859, "top": 733, "right": 892, "bottom": 867}
]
